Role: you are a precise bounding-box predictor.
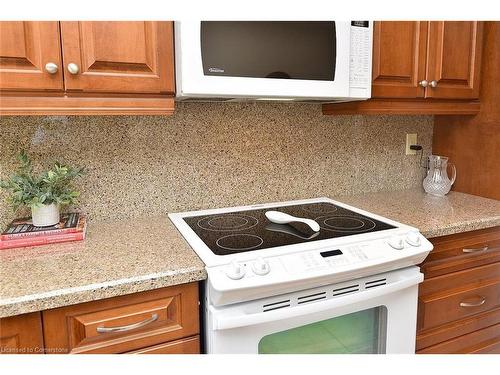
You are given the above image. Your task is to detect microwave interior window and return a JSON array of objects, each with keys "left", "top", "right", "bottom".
[
  {"left": 200, "top": 21, "right": 336, "bottom": 81},
  {"left": 258, "top": 306, "right": 387, "bottom": 354}
]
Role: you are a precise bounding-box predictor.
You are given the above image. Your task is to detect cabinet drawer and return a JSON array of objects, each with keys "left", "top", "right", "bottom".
[
  {"left": 128, "top": 335, "right": 200, "bottom": 354},
  {"left": 417, "top": 307, "right": 500, "bottom": 351},
  {"left": 422, "top": 227, "right": 500, "bottom": 278},
  {"left": 42, "top": 282, "right": 199, "bottom": 354},
  {"left": 417, "top": 322, "right": 500, "bottom": 354},
  {"left": 418, "top": 262, "right": 500, "bottom": 331}
]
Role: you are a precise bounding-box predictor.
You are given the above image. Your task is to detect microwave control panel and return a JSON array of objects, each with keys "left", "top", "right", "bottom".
[{"left": 349, "top": 21, "right": 372, "bottom": 89}]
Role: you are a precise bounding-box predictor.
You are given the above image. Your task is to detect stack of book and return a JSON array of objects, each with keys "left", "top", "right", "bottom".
[{"left": 0, "top": 213, "right": 87, "bottom": 250}]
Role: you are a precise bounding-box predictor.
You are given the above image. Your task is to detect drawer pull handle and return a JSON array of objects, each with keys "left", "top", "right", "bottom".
[
  {"left": 463, "top": 245, "right": 489, "bottom": 253},
  {"left": 96, "top": 313, "right": 158, "bottom": 333},
  {"left": 460, "top": 296, "right": 486, "bottom": 308}
]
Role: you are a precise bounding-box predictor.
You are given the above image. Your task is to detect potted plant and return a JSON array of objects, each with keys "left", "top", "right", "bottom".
[{"left": 0, "top": 151, "right": 84, "bottom": 227}]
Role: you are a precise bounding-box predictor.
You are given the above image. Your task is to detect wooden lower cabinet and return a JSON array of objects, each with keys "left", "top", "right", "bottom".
[
  {"left": 417, "top": 227, "right": 500, "bottom": 353},
  {"left": 41, "top": 282, "right": 200, "bottom": 354},
  {"left": 0, "top": 312, "right": 44, "bottom": 354},
  {"left": 128, "top": 335, "right": 200, "bottom": 354},
  {"left": 419, "top": 325, "right": 500, "bottom": 354}
]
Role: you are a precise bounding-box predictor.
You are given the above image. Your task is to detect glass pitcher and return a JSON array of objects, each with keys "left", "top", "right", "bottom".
[{"left": 423, "top": 155, "right": 457, "bottom": 196}]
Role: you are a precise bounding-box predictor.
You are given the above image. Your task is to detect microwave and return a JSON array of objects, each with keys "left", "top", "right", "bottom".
[{"left": 174, "top": 21, "right": 373, "bottom": 102}]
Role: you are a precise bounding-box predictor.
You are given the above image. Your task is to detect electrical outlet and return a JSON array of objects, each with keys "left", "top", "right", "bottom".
[{"left": 406, "top": 133, "right": 418, "bottom": 155}]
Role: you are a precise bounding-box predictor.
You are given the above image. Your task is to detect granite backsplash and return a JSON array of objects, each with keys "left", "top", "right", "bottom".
[{"left": 0, "top": 103, "right": 433, "bottom": 230}]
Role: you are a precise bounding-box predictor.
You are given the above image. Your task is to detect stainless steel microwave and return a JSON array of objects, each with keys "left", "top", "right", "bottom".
[{"left": 174, "top": 21, "right": 373, "bottom": 102}]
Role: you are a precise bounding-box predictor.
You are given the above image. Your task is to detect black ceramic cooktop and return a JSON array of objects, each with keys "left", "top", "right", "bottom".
[{"left": 182, "top": 202, "right": 396, "bottom": 256}]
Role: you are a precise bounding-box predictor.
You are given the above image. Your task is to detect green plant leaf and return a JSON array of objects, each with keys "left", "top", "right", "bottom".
[{"left": 0, "top": 151, "right": 85, "bottom": 212}]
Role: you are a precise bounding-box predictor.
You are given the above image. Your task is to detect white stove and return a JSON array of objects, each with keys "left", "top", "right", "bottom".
[{"left": 169, "top": 197, "right": 433, "bottom": 354}]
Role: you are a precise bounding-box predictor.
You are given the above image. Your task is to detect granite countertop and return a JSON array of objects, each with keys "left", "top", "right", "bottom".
[
  {"left": 0, "top": 217, "right": 206, "bottom": 318},
  {"left": 337, "top": 189, "right": 500, "bottom": 238},
  {"left": 1, "top": 188, "right": 500, "bottom": 318}
]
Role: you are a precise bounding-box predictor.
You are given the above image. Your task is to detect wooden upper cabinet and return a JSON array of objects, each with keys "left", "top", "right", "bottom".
[
  {"left": 323, "top": 21, "right": 485, "bottom": 115},
  {"left": 426, "top": 21, "right": 484, "bottom": 99},
  {"left": 372, "top": 21, "right": 428, "bottom": 98},
  {"left": 0, "top": 21, "right": 63, "bottom": 91},
  {"left": 59, "top": 21, "right": 175, "bottom": 94}
]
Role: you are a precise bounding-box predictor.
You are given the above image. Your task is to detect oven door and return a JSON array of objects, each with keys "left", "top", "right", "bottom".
[
  {"left": 175, "top": 21, "right": 352, "bottom": 100},
  {"left": 205, "top": 267, "right": 422, "bottom": 354}
]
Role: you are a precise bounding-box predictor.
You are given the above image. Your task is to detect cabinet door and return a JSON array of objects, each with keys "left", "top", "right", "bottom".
[
  {"left": 426, "top": 21, "right": 484, "bottom": 99},
  {"left": 60, "top": 21, "right": 175, "bottom": 94},
  {"left": 42, "top": 282, "right": 199, "bottom": 354},
  {"left": 0, "top": 21, "right": 63, "bottom": 91},
  {"left": 371, "top": 21, "right": 428, "bottom": 98},
  {"left": 0, "top": 313, "right": 44, "bottom": 354}
]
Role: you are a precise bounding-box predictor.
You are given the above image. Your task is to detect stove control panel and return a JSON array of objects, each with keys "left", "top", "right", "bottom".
[
  {"left": 217, "top": 232, "right": 428, "bottom": 283},
  {"left": 280, "top": 243, "right": 383, "bottom": 275}
]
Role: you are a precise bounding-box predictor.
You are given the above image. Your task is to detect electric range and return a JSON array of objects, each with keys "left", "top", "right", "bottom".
[
  {"left": 169, "top": 197, "right": 433, "bottom": 353},
  {"left": 169, "top": 197, "right": 433, "bottom": 306}
]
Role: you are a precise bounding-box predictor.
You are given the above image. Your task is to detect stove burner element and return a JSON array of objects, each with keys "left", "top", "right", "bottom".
[
  {"left": 316, "top": 215, "right": 377, "bottom": 233},
  {"left": 197, "top": 214, "right": 258, "bottom": 232},
  {"left": 180, "top": 201, "right": 397, "bottom": 256},
  {"left": 216, "top": 234, "right": 264, "bottom": 251},
  {"left": 302, "top": 203, "right": 338, "bottom": 214}
]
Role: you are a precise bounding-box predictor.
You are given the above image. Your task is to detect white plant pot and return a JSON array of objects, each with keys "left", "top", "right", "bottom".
[{"left": 31, "top": 203, "right": 60, "bottom": 227}]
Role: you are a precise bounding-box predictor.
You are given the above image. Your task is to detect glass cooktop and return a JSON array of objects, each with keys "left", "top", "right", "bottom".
[{"left": 182, "top": 202, "right": 396, "bottom": 256}]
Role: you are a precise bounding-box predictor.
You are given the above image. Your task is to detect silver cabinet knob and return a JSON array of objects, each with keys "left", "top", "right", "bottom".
[
  {"left": 430, "top": 80, "right": 438, "bottom": 88},
  {"left": 67, "top": 63, "right": 80, "bottom": 75},
  {"left": 419, "top": 80, "right": 429, "bottom": 88},
  {"left": 45, "top": 62, "right": 58, "bottom": 74}
]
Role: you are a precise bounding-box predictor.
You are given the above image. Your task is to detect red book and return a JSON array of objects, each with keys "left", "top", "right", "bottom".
[
  {"left": 1, "top": 213, "right": 85, "bottom": 241},
  {"left": 0, "top": 231, "right": 86, "bottom": 250}
]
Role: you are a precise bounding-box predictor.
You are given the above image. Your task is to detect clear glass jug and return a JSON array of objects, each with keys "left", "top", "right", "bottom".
[{"left": 423, "top": 155, "right": 456, "bottom": 196}]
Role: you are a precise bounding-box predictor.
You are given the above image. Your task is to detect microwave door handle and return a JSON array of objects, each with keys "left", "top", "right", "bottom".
[{"left": 211, "top": 272, "right": 423, "bottom": 331}]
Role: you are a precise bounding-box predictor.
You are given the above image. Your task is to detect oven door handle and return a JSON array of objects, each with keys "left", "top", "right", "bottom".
[{"left": 210, "top": 271, "right": 423, "bottom": 331}]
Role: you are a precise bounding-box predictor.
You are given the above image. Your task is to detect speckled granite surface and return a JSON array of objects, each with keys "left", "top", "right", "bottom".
[
  {"left": 0, "top": 217, "right": 206, "bottom": 318},
  {"left": 338, "top": 189, "right": 500, "bottom": 238},
  {"left": 1, "top": 188, "right": 499, "bottom": 318},
  {"left": 0, "top": 103, "right": 433, "bottom": 231}
]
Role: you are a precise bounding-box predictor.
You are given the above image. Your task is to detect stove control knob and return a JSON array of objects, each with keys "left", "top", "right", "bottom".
[
  {"left": 388, "top": 237, "right": 405, "bottom": 250},
  {"left": 406, "top": 232, "right": 421, "bottom": 247},
  {"left": 225, "top": 261, "right": 246, "bottom": 280},
  {"left": 252, "top": 257, "right": 270, "bottom": 276}
]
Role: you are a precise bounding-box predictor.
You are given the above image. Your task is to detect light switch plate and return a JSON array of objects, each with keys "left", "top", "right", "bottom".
[{"left": 406, "top": 133, "right": 417, "bottom": 155}]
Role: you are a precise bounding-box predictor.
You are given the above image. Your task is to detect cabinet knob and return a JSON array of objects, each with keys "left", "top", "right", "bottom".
[
  {"left": 419, "top": 80, "right": 429, "bottom": 88},
  {"left": 67, "top": 63, "right": 80, "bottom": 75},
  {"left": 45, "top": 62, "right": 58, "bottom": 74},
  {"left": 430, "top": 80, "right": 438, "bottom": 88}
]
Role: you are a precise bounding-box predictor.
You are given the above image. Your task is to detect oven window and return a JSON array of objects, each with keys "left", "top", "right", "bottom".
[
  {"left": 201, "top": 21, "right": 336, "bottom": 81},
  {"left": 258, "top": 306, "right": 387, "bottom": 354}
]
